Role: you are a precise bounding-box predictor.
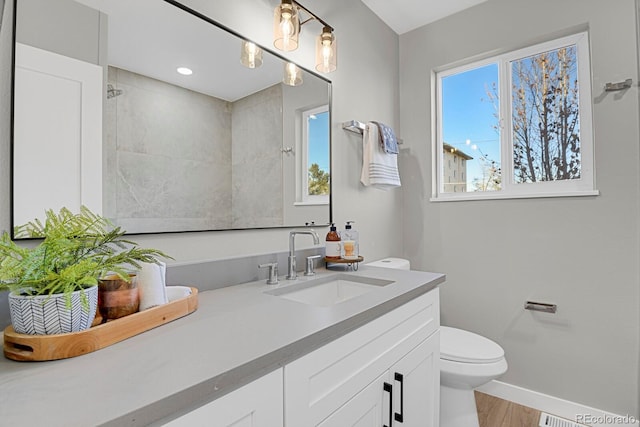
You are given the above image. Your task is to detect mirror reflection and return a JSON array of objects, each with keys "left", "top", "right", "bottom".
[{"left": 12, "top": 0, "right": 331, "bottom": 237}]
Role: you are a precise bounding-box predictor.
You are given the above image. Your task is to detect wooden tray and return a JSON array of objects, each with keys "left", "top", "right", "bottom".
[
  {"left": 324, "top": 256, "right": 364, "bottom": 264},
  {"left": 3, "top": 287, "right": 198, "bottom": 362}
]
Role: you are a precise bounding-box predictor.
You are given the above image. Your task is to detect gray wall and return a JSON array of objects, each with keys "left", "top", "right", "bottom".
[{"left": 400, "top": 0, "right": 640, "bottom": 417}]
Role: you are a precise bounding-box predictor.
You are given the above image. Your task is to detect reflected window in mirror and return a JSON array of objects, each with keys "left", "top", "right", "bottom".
[{"left": 300, "top": 105, "right": 329, "bottom": 205}]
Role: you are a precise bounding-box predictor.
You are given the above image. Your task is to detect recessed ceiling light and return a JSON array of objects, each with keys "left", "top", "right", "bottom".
[{"left": 177, "top": 67, "right": 193, "bottom": 76}]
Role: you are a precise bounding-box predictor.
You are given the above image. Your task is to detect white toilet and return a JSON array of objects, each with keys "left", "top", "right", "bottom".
[
  {"left": 440, "top": 326, "right": 507, "bottom": 427},
  {"left": 366, "top": 258, "right": 508, "bottom": 427}
]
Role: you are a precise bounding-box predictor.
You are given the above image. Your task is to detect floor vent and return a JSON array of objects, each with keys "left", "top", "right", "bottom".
[{"left": 539, "top": 412, "right": 588, "bottom": 427}]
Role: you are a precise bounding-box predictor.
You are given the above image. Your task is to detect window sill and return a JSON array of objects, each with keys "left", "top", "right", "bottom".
[
  {"left": 430, "top": 189, "right": 599, "bottom": 202},
  {"left": 294, "top": 201, "right": 329, "bottom": 207}
]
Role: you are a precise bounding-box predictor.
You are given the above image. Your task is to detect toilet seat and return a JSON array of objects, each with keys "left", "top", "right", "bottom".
[{"left": 440, "top": 326, "right": 504, "bottom": 363}]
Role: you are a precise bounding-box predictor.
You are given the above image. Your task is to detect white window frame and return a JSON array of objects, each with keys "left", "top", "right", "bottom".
[
  {"left": 297, "top": 104, "right": 329, "bottom": 205},
  {"left": 432, "top": 31, "right": 598, "bottom": 202}
]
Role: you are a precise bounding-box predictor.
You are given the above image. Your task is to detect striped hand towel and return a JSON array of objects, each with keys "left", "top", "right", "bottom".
[
  {"left": 372, "top": 121, "right": 399, "bottom": 154},
  {"left": 360, "top": 122, "right": 401, "bottom": 190}
]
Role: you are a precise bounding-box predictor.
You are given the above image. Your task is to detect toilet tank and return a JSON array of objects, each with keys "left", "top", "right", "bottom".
[{"left": 366, "top": 258, "right": 410, "bottom": 270}]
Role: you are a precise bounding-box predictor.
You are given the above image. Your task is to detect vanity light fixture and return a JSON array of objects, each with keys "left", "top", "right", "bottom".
[
  {"left": 283, "top": 62, "right": 303, "bottom": 86},
  {"left": 315, "top": 26, "right": 337, "bottom": 73},
  {"left": 240, "top": 40, "right": 263, "bottom": 69},
  {"left": 273, "top": 0, "right": 337, "bottom": 73},
  {"left": 176, "top": 67, "right": 193, "bottom": 75},
  {"left": 273, "top": 0, "right": 299, "bottom": 51}
]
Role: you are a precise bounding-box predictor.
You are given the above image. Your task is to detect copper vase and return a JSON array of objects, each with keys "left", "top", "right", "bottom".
[{"left": 98, "top": 274, "right": 139, "bottom": 321}]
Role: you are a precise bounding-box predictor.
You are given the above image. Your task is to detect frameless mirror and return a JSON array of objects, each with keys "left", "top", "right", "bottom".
[{"left": 11, "top": 0, "right": 331, "bottom": 237}]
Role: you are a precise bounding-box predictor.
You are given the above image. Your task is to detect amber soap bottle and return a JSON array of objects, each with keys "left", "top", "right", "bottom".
[{"left": 325, "top": 223, "right": 341, "bottom": 260}]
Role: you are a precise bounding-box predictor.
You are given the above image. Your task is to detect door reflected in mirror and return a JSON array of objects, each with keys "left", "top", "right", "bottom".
[{"left": 12, "top": 0, "right": 331, "bottom": 237}]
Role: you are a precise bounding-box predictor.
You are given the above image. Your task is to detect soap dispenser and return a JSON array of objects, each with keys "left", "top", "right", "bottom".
[
  {"left": 325, "top": 223, "right": 341, "bottom": 260},
  {"left": 341, "top": 221, "right": 359, "bottom": 260}
]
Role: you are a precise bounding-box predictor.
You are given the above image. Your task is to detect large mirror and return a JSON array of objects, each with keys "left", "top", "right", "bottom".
[{"left": 11, "top": 0, "right": 331, "bottom": 237}]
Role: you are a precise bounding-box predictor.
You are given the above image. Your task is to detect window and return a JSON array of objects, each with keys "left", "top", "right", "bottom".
[
  {"left": 433, "top": 32, "right": 597, "bottom": 201},
  {"left": 300, "top": 105, "right": 330, "bottom": 204}
]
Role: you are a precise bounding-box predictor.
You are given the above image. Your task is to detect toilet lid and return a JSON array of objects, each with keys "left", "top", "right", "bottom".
[{"left": 440, "top": 326, "right": 505, "bottom": 363}]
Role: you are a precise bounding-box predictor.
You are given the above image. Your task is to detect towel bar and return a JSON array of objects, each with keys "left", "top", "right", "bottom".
[
  {"left": 342, "top": 120, "right": 366, "bottom": 134},
  {"left": 342, "top": 120, "right": 403, "bottom": 144}
]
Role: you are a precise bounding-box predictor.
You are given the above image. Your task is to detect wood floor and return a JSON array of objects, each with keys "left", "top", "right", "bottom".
[{"left": 475, "top": 391, "right": 542, "bottom": 427}]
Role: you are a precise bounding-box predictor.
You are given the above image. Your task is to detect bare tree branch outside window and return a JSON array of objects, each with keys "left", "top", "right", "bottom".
[{"left": 511, "top": 46, "right": 581, "bottom": 183}]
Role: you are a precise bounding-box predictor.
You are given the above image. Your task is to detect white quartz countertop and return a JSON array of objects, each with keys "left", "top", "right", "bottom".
[{"left": 0, "top": 266, "right": 444, "bottom": 426}]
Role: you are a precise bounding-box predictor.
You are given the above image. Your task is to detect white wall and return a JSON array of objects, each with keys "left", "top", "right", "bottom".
[
  {"left": 399, "top": 0, "right": 640, "bottom": 417},
  {"left": 0, "top": 0, "right": 403, "bottom": 263}
]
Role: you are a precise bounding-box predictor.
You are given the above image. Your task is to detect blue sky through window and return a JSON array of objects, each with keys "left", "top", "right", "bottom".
[
  {"left": 441, "top": 63, "right": 500, "bottom": 190},
  {"left": 308, "top": 110, "right": 329, "bottom": 172}
]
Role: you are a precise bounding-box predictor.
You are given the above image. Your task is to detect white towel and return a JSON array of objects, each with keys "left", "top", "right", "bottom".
[
  {"left": 360, "top": 122, "right": 401, "bottom": 189},
  {"left": 137, "top": 261, "right": 168, "bottom": 310}
]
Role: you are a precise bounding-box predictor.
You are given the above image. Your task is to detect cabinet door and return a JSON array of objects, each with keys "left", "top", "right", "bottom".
[
  {"left": 285, "top": 290, "right": 439, "bottom": 426},
  {"left": 390, "top": 331, "right": 440, "bottom": 427},
  {"left": 162, "top": 369, "right": 283, "bottom": 427},
  {"left": 317, "top": 372, "right": 390, "bottom": 427}
]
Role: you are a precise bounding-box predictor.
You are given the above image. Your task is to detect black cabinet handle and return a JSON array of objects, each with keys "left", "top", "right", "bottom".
[
  {"left": 394, "top": 373, "right": 404, "bottom": 423},
  {"left": 383, "top": 382, "right": 393, "bottom": 427}
]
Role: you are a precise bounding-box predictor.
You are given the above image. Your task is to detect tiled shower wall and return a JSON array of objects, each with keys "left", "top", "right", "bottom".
[
  {"left": 231, "top": 84, "right": 283, "bottom": 228},
  {"left": 105, "top": 66, "right": 282, "bottom": 232}
]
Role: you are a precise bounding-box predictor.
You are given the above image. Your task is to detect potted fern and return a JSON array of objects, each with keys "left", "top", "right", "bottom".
[{"left": 0, "top": 206, "right": 169, "bottom": 335}]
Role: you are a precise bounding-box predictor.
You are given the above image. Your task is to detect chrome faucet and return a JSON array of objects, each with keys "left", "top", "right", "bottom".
[{"left": 287, "top": 229, "right": 320, "bottom": 280}]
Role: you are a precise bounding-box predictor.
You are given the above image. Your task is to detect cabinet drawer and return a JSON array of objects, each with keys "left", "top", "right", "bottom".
[{"left": 285, "top": 288, "right": 439, "bottom": 426}]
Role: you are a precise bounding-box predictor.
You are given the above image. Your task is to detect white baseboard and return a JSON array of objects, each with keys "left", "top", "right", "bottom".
[{"left": 477, "top": 380, "right": 639, "bottom": 427}]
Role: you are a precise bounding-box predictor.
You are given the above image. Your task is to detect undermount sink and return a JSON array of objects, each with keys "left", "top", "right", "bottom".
[{"left": 265, "top": 274, "right": 394, "bottom": 307}]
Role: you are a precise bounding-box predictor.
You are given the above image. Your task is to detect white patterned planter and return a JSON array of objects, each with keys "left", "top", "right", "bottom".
[{"left": 8, "top": 286, "right": 98, "bottom": 335}]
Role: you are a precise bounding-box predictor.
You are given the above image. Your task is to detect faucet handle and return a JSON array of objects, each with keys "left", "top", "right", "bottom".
[
  {"left": 304, "top": 255, "right": 323, "bottom": 276},
  {"left": 258, "top": 262, "right": 279, "bottom": 285}
]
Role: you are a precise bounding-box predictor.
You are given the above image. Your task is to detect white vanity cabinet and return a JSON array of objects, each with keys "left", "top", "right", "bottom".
[
  {"left": 162, "top": 368, "right": 283, "bottom": 427},
  {"left": 284, "top": 289, "right": 440, "bottom": 427},
  {"left": 162, "top": 287, "right": 440, "bottom": 427}
]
